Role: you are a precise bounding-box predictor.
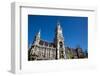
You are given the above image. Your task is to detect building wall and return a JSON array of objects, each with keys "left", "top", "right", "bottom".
[
  {"left": 28, "top": 44, "right": 87, "bottom": 61},
  {"left": 28, "top": 45, "right": 56, "bottom": 60}
]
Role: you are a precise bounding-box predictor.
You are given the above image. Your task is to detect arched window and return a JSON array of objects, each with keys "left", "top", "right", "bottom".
[{"left": 59, "top": 42, "right": 63, "bottom": 48}]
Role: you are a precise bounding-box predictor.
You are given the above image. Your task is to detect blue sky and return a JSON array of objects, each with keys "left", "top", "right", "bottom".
[{"left": 28, "top": 15, "right": 88, "bottom": 51}]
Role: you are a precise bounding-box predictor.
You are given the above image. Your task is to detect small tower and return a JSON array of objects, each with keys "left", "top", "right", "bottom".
[
  {"left": 54, "top": 21, "right": 66, "bottom": 59},
  {"left": 34, "top": 30, "right": 41, "bottom": 45}
]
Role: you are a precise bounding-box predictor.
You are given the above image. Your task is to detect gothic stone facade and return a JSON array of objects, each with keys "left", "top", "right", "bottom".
[{"left": 28, "top": 22, "right": 87, "bottom": 61}]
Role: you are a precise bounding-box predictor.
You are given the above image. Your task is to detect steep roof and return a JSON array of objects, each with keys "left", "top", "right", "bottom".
[{"left": 39, "top": 40, "right": 56, "bottom": 48}]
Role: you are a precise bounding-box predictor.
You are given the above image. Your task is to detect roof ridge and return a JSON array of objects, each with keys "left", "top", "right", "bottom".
[{"left": 40, "top": 39, "right": 54, "bottom": 43}]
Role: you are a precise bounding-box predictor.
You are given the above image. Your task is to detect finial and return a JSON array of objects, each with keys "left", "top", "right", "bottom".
[
  {"left": 57, "top": 20, "right": 60, "bottom": 25},
  {"left": 36, "top": 29, "right": 41, "bottom": 38},
  {"left": 57, "top": 20, "right": 61, "bottom": 29},
  {"left": 38, "top": 29, "right": 41, "bottom": 35}
]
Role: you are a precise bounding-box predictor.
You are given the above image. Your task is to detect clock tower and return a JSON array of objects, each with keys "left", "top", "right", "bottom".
[{"left": 54, "top": 21, "right": 66, "bottom": 59}]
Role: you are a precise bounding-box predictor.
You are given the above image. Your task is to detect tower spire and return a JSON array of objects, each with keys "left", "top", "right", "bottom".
[
  {"left": 57, "top": 21, "right": 62, "bottom": 31},
  {"left": 57, "top": 20, "right": 60, "bottom": 25},
  {"left": 38, "top": 29, "right": 41, "bottom": 37},
  {"left": 34, "top": 29, "right": 41, "bottom": 45},
  {"left": 54, "top": 21, "right": 66, "bottom": 59},
  {"left": 57, "top": 21, "right": 61, "bottom": 28}
]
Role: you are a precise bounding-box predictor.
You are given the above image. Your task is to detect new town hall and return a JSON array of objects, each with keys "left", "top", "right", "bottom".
[{"left": 28, "top": 22, "right": 88, "bottom": 61}]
